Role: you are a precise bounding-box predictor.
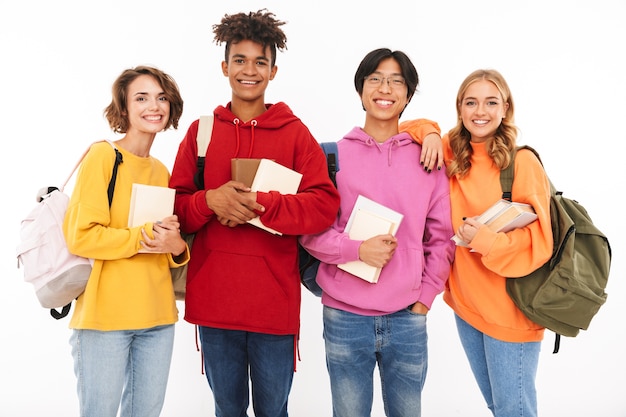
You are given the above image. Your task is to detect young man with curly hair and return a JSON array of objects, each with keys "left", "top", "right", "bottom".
[{"left": 169, "top": 9, "right": 340, "bottom": 417}]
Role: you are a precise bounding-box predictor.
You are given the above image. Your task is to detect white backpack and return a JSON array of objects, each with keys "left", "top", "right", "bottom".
[{"left": 16, "top": 141, "right": 122, "bottom": 319}]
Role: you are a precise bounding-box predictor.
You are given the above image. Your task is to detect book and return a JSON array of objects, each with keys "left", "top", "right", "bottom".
[
  {"left": 128, "top": 184, "right": 176, "bottom": 253},
  {"left": 128, "top": 184, "right": 176, "bottom": 227},
  {"left": 247, "top": 158, "right": 303, "bottom": 235},
  {"left": 452, "top": 199, "right": 537, "bottom": 246},
  {"left": 231, "top": 158, "right": 263, "bottom": 188},
  {"left": 338, "top": 195, "right": 404, "bottom": 283}
]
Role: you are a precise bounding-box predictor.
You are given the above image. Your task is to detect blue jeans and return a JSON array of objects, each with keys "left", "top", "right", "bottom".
[
  {"left": 69, "top": 324, "right": 175, "bottom": 417},
  {"left": 323, "top": 306, "right": 428, "bottom": 417},
  {"left": 455, "top": 314, "right": 540, "bottom": 417},
  {"left": 198, "top": 326, "right": 295, "bottom": 417}
]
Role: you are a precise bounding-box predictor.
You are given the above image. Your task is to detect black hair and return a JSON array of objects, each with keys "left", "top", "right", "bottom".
[
  {"left": 354, "top": 48, "right": 419, "bottom": 102},
  {"left": 213, "top": 9, "right": 287, "bottom": 66}
]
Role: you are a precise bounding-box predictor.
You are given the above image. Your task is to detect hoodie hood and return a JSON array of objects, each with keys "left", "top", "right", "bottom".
[
  {"left": 342, "top": 126, "right": 415, "bottom": 167},
  {"left": 213, "top": 102, "right": 302, "bottom": 158}
]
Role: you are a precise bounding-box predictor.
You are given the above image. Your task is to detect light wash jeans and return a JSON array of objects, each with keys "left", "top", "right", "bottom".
[
  {"left": 455, "top": 314, "right": 540, "bottom": 417},
  {"left": 69, "top": 324, "right": 175, "bottom": 417},
  {"left": 198, "top": 326, "right": 295, "bottom": 417},
  {"left": 323, "top": 305, "right": 428, "bottom": 417}
]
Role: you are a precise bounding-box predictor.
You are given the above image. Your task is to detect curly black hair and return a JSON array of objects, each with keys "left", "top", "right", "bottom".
[{"left": 212, "top": 9, "right": 287, "bottom": 66}]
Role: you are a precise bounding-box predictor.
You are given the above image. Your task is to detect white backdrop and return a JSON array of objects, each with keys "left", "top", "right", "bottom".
[{"left": 2, "top": 0, "right": 625, "bottom": 416}]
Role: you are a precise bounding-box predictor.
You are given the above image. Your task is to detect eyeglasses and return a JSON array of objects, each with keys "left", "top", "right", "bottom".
[{"left": 364, "top": 74, "right": 406, "bottom": 88}]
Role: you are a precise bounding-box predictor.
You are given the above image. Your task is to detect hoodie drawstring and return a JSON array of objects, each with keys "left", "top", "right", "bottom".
[
  {"left": 232, "top": 118, "right": 256, "bottom": 158},
  {"left": 248, "top": 120, "right": 257, "bottom": 158},
  {"left": 388, "top": 138, "right": 400, "bottom": 166},
  {"left": 365, "top": 136, "right": 398, "bottom": 167},
  {"left": 233, "top": 118, "right": 241, "bottom": 158}
]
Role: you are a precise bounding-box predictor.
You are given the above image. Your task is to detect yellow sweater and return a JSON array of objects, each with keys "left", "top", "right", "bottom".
[
  {"left": 63, "top": 142, "right": 188, "bottom": 330},
  {"left": 400, "top": 121, "right": 553, "bottom": 342}
]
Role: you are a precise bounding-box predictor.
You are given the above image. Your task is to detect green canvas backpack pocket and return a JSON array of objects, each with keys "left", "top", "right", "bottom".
[{"left": 502, "top": 146, "right": 611, "bottom": 352}]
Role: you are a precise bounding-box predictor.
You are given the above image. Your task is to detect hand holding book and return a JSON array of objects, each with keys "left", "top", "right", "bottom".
[
  {"left": 245, "top": 159, "right": 302, "bottom": 235},
  {"left": 338, "top": 195, "right": 404, "bottom": 283},
  {"left": 127, "top": 184, "right": 177, "bottom": 253},
  {"left": 357, "top": 233, "right": 398, "bottom": 269},
  {"left": 452, "top": 199, "right": 537, "bottom": 247}
]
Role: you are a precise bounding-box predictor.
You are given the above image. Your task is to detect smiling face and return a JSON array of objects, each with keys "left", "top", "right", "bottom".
[
  {"left": 125, "top": 74, "right": 170, "bottom": 135},
  {"left": 222, "top": 39, "right": 277, "bottom": 111},
  {"left": 361, "top": 57, "right": 409, "bottom": 124},
  {"left": 459, "top": 79, "right": 509, "bottom": 143}
]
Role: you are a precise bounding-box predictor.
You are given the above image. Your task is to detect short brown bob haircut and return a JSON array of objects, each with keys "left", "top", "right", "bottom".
[{"left": 104, "top": 65, "right": 184, "bottom": 134}]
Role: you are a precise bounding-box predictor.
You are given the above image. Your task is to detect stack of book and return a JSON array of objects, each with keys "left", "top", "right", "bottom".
[
  {"left": 233, "top": 158, "right": 302, "bottom": 235},
  {"left": 452, "top": 199, "right": 537, "bottom": 247}
]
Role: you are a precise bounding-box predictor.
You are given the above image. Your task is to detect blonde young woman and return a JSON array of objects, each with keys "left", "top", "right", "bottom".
[{"left": 401, "top": 69, "right": 553, "bottom": 417}]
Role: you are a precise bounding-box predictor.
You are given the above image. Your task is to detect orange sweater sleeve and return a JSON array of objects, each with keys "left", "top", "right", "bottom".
[
  {"left": 470, "top": 149, "right": 553, "bottom": 276},
  {"left": 399, "top": 118, "right": 441, "bottom": 143}
]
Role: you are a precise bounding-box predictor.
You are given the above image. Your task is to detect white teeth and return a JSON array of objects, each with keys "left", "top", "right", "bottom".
[
  {"left": 241, "top": 80, "right": 257, "bottom": 85},
  {"left": 474, "top": 120, "right": 488, "bottom": 125},
  {"left": 377, "top": 100, "right": 393, "bottom": 106},
  {"left": 145, "top": 116, "right": 161, "bottom": 121}
]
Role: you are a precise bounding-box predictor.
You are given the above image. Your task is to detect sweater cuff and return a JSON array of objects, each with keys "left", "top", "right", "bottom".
[
  {"left": 469, "top": 227, "right": 497, "bottom": 255},
  {"left": 341, "top": 238, "right": 363, "bottom": 263},
  {"left": 417, "top": 282, "right": 439, "bottom": 309}
]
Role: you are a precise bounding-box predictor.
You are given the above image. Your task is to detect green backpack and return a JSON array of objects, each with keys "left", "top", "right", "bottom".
[{"left": 501, "top": 146, "right": 612, "bottom": 353}]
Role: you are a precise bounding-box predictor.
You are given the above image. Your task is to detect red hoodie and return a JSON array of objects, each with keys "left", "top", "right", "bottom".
[{"left": 170, "top": 102, "right": 340, "bottom": 335}]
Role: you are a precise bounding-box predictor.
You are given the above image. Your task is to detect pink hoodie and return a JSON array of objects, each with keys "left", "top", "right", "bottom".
[{"left": 300, "top": 127, "right": 455, "bottom": 315}]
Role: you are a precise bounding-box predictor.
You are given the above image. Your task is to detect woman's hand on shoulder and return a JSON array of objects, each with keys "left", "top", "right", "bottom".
[{"left": 421, "top": 133, "right": 444, "bottom": 173}]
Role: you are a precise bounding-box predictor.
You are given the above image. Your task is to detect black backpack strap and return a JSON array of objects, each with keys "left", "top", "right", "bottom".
[
  {"left": 107, "top": 147, "right": 123, "bottom": 207},
  {"left": 320, "top": 142, "right": 339, "bottom": 187},
  {"left": 499, "top": 148, "right": 517, "bottom": 201},
  {"left": 50, "top": 144, "right": 123, "bottom": 320},
  {"left": 193, "top": 116, "right": 214, "bottom": 190},
  {"left": 50, "top": 304, "right": 71, "bottom": 320},
  {"left": 194, "top": 157, "right": 205, "bottom": 190},
  {"left": 553, "top": 334, "right": 561, "bottom": 354},
  {"left": 499, "top": 145, "right": 544, "bottom": 201}
]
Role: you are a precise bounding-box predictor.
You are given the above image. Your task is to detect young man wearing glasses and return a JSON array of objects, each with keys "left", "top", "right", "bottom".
[{"left": 300, "top": 48, "right": 454, "bottom": 417}]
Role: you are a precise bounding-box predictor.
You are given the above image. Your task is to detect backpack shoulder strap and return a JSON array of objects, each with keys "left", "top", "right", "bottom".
[
  {"left": 56, "top": 141, "right": 123, "bottom": 205},
  {"left": 500, "top": 144, "right": 565, "bottom": 353},
  {"left": 58, "top": 144, "right": 97, "bottom": 193},
  {"left": 194, "top": 115, "right": 214, "bottom": 190},
  {"left": 499, "top": 145, "right": 543, "bottom": 201},
  {"left": 320, "top": 141, "right": 339, "bottom": 187},
  {"left": 197, "top": 115, "right": 214, "bottom": 157},
  {"left": 104, "top": 140, "right": 123, "bottom": 207}
]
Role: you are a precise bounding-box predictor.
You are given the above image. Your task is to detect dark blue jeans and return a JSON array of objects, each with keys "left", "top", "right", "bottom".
[{"left": 198, "top": 326, "right": 295, "bottom": 417}]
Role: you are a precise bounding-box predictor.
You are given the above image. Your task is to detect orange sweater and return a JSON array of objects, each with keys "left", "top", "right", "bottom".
[{"left": 400, "top": 120, "right": 553, "bottom": 342}]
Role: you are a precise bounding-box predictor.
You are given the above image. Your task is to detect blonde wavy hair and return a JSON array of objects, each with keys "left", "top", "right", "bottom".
[{"left": 446, "top": 69, "right": 517, "bottom": 179}]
